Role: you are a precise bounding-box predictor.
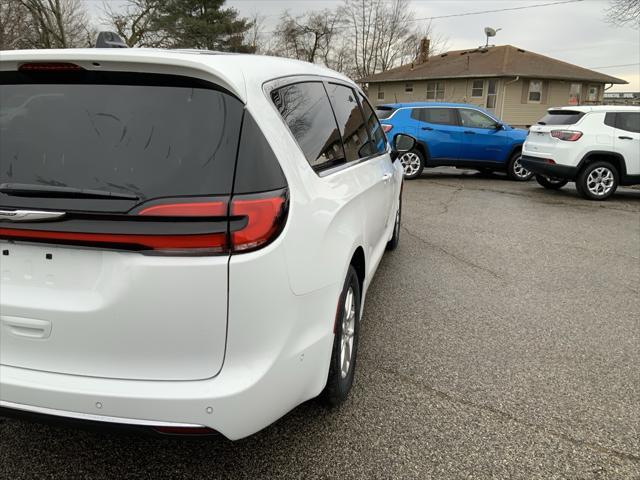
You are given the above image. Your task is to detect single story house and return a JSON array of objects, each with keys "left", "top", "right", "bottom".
[{"left": 359, "top": 44, "right": 627, "bottom": 127}]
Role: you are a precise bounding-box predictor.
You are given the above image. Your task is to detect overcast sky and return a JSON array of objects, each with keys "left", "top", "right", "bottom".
[{"left": 91, "top": 0, "right": 640, "bottom": 91}]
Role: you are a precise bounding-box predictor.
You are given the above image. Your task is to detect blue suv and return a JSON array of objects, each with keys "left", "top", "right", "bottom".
[{"left": 377, "top": 103, "right": 530, "bottom": 180}]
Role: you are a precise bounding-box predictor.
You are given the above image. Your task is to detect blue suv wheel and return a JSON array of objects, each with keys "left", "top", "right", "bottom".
[{"left": 399, "top": 149, "right": 425, "bottom": 179}]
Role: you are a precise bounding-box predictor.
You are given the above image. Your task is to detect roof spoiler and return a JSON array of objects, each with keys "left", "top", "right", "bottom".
[{"left": 95, "top": 31, "right": 128, "bottom": 49}]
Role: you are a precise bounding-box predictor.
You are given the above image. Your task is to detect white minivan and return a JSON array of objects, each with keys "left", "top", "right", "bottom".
[{"left": 0, "top": 48, "right": 407, "bottom": 439}]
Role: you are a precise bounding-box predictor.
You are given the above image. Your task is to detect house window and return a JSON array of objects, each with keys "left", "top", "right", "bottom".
[
  {"left": 569, "top": 83, "right": 581, "bottom": 105},
  {"left": 486, "top": 80, "right": 497, "bottom": 109},
  {"left": 405, "top": 83, "right": 413, "bottom": 94},
  {"left": 471, "top": 80, "right": 484, "bottom": 97},
  {"left": 426, "top": 81, "right": 445, "bottom": 101},
  {"left": 587, "top": 84, "right": 599, "bottom": 102},
  {"left": 377, "top": 87, "right": 384, "bottom": 100},
  {"left": 528, "top": 80, "right": 542, "bottom": 103}
]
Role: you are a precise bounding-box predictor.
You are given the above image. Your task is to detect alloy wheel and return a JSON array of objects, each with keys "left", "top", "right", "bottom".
[
  {"left": 340, "top": 286, "right": 356, "bottom": 379},
  {"left": 513, "top": 156, "right": 531, "bottom": 179},
  {"left": 399, "top": 152, "right": 421, "bottom": 177},
  {"left": 586, "top": 167, "right": 614, "bottom": 197}
]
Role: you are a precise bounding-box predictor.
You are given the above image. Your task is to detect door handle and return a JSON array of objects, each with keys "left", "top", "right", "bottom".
[
  {"left": 464, "top": 130, "right": 476, "bottom": 134},
  {"left": 421, "top": 126, "right": 433, "bottom": 131},
  {"left": 381, "top": 173, "right": 393, "bottom": 183},
  {"left": 618, "top": 136, "right": 633, "bottom": 140}
]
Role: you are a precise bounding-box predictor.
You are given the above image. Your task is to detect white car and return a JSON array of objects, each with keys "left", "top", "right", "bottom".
[
  {"left": 0, "top": 47, "right": 407, "bottom": 439},
  {"left": 521, "top": 105, "right": 640, "bottom": 200}
]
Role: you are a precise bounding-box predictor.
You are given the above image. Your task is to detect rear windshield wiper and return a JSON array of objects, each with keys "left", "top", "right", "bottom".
[{"left": 0, "top": 183, "right": 139, "bottom": 200}]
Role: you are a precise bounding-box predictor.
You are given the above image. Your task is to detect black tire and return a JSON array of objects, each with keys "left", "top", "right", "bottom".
[
  {"left": 386, "top": 191, "right": 402, "bottom": 251},
  {"left": 399, "top": 149, "right": 424, "bottom": 180},
  {"left": 535, "top": 174, "right": 568, "bottom": 190},
  {"left": 507, "top": 152, "right": 533, "bottom": 181},
  {"left": 576, "top": 161, "right": 619, "bottom": 201},
  {"left": 321, "top": 265, "right": 361, "bottom": 407}
]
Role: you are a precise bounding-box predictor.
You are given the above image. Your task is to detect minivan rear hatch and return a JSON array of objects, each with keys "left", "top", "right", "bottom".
[{"left": 0, "top": 65, "right": 243, "bottom": 381}]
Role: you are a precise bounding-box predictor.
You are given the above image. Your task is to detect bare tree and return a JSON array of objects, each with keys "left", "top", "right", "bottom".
[
  {"left": 341, "top": 0, "right": 417, "bottom": 78},
  {"left": 605, "top": 0, "right": 640, "bottom": 27},
  {"left": 0, "top": 0, "right": 34, "bottom": 49},
  {"left": 272, "top": 10, "right": 343, "bottom": 64},
  {"left": 245, "top": 12, "right": 268, "bottom": 53},
  {"left": 101, "top": 0, "right": 168, "bottom": 47},
  {"left": 19, "top": 0, "right": 92, "bottom": 48}
]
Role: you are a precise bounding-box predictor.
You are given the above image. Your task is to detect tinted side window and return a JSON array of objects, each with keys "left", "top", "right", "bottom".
[
  {"left": 359, "top": 93, "right": 387, "bottom": 156},
  {"left": 422, "top": 108, "right": 458, "bottom": 126},
  {"left": 326, "top": 83, "right": 369, "bottom": 162},
  {"left": 604, "top": 112, "right": 617, "bottom": 128},
  {"left": 616, "top": 112, "right": 640, "bottom": 133},
  {"left": 272, "top": 82, "right": 344, "bottom": 172},
  {"left": 459, "top": 109, "right": 497, "bottom": 129},
  {"left": 410, "top": 108, "right": 421, "bottom": 121}
]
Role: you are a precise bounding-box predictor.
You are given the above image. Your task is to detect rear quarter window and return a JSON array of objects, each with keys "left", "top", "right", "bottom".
[{"left": 272, "top": 81, "right": 345, "bottom": 172}]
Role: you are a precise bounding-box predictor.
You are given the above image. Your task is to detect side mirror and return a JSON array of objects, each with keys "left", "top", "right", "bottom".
[
  {"left": 390, "top": 134, "right": 416, "bottom": 161},
  {"left": 495, "top": 123, "right": 505, "bottom": 130}
]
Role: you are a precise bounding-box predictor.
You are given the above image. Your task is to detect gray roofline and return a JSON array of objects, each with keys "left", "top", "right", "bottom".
[{"left": 361, "top": 74, "right": 628, "bottom": 85}]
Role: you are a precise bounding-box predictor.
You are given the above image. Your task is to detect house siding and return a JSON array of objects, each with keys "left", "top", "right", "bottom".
[
  {"left": 369, "top": 77, "right": 605, "bottom": 128},
  {"left": 501, "top": 78, "right": 605, "bottom": 127},
  {"left": 372, "top": 78, "right": 505, "bottom": 115}
]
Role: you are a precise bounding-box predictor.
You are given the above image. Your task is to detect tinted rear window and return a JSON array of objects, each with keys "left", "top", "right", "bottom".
[
  {"left": 0, "top": 71, "right": 244, "bottom": 205},
  {"left": 537, "top": 110, "right": 585, "bottom": 125},
  {"left": 375, "top": 106, "right": 396, "bottom": 119}
]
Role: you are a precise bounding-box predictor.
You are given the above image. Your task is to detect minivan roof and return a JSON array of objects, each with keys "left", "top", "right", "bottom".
[{"left": 0, "top": 48, "right": 354, "bottom": 103}]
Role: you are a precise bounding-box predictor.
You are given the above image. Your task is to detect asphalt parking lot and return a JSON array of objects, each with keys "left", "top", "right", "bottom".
[{"left": 1, "top": 168, "right": 638, "bottom": 479}]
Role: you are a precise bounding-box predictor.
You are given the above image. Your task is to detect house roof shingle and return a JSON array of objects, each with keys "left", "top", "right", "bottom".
[{"left": 359, "top": 45, "right": 627, "bottom": 85}]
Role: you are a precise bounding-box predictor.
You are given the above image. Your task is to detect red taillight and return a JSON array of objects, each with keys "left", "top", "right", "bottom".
[
  {"left": 19, "top": 62, "right": 84, "bottom": 72},
  {"left": 231, "top": 194, "right": 286, "bottom": 252},
  {"left": 0, "top": 192, "right": 288, "bottom": 254},
  {"left": 0, "top": 228, "right": 226, "bottom": 252},
  {"left": 138, "top": 201, "right": 226, "bottom": 217},
  {"left": 545, "top": 158, "right": 556, "bottom": 165},
  {"left": 381, "top": 124, "right": 393, "bottom": 133},
  {"left": 551, "top": 130, "right": 582, "bottom": 141}
]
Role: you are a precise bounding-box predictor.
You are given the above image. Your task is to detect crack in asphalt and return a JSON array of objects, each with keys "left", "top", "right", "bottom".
[
  {"left": 374, "top": 364, "right": 640, "bottom": 464},
  {"left": 437, "top": 184, "right": 463, "bottom": 215},
  {"left": 402, "top": 226, "right": 504, "bottom": 281}
]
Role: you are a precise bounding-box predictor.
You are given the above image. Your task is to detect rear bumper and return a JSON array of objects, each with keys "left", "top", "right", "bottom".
[
  {"left": 0, "top": 245, "right": 339, "bottom": 440},
  {"left": 0, "top": 319, "right": 334, "bottom": 440},
  {"left": 520, "top": 155, "right": 578, "bottom": 180}
]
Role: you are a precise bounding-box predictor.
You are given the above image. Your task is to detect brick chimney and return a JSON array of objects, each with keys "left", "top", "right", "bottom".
[{"left": 416, "top": 37, "right": 430, "bottom": 65}]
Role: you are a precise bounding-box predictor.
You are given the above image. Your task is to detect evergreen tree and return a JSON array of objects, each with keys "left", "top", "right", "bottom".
[{"left": 153, "top": 0, "right": 254, "bottom": 52}]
